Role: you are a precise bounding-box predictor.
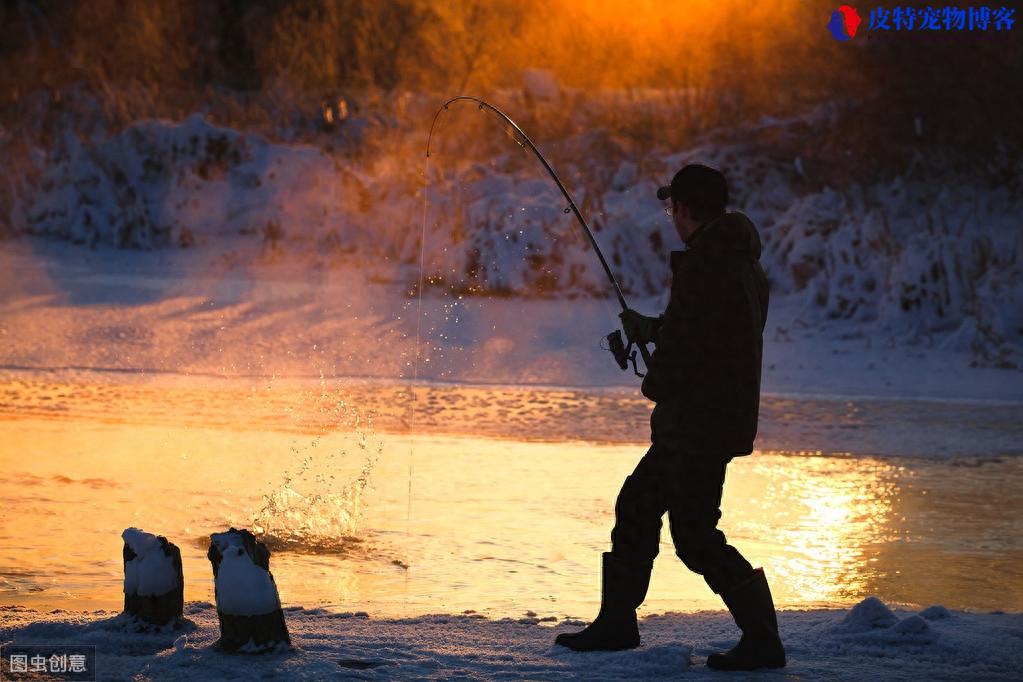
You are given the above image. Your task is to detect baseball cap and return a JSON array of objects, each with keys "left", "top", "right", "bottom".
[{"left": 656, "top": 164, "right": 729, "bottom": 209}]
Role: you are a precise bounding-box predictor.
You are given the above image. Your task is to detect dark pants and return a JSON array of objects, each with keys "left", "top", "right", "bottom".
[{"left": 610, "top": 444, "right": 754, "bottom": 595}]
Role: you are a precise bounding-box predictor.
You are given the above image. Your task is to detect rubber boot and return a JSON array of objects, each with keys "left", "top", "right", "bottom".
[
  {"left": 555, "top": 553, "right": 651, "bottom": 652},
  {"left": 706, "top": 568, "right": 786, "bottom": 670}
]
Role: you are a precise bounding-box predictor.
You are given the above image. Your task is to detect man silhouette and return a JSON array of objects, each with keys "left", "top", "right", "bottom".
[{"left": 555, "top": 164, "right": 785, "bottom": 671}]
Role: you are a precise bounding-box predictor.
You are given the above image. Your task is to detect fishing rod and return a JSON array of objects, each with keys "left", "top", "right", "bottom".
[{"left": 426, "top": 95, "right": 652, "bottom": 376}]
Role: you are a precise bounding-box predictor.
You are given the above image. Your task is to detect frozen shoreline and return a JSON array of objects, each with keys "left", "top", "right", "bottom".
[
  {"left": 3, "top": 598, "right": 1022, "bottom": 680},
  {"left": 1, "top": 238, "right": 1020, "bottom": 405}
]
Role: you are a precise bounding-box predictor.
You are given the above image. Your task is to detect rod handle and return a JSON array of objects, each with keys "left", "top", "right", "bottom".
[{"left": 637, "top": 341, "right": 652, "bottom": 369}]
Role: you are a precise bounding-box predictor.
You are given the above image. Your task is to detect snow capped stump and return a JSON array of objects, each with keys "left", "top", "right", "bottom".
[
  {"left": 121, "top": 527, "right": 184, "bottom": 627},
  {"left": 207, "top": 528, "right": 291, "bottom": 652}
]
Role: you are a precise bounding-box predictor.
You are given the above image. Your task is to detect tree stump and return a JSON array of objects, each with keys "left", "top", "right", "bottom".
[
  {"left": 208, "top": 528, "right": 290, "bottom": 652},
  {"left": 121, "top": 528, "right": 184, "bottom": 627}
]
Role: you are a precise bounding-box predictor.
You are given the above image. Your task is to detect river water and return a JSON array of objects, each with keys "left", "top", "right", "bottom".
[{"left": 1, "top": 373, "right": 1021, "bottom": 620}]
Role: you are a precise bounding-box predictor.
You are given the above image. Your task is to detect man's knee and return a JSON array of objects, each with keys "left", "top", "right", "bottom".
[
  {"left": 615, "top": 471, "right": 657, "bottom": 509},
  {"left": 674, "top": 541, "right": 718, "bottom": 575},
  {"left": 611, "top": 475, "right": 664, "bottom": 561},
  {"left": 675, "top": 542, "right": 754, "bottom": 593}
]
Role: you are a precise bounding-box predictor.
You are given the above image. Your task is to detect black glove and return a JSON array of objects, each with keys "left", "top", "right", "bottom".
[{"left": 618, "top": 309, "right": 662, "bottom": 345}]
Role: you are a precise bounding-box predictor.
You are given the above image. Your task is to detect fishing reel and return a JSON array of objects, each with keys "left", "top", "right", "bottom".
[{"left": 603, "top": 329, "right": 645, "bottom": 377}]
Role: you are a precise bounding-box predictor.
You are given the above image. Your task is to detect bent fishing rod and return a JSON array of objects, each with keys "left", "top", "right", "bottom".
[{"left": 426, "top": 95, "right": 652, "bottom": 376}]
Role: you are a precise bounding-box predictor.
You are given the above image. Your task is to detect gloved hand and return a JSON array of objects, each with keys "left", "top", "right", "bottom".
[{"left": 618, "top": 309, "right": 662, "bottom": 344}]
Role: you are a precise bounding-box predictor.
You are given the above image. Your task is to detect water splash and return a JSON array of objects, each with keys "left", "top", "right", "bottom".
[
  {"left": 252, "top": 455, "right": 375, "bottom": 553},
  {"left": 251, "top": 388, "right": 381, "bottom": 554}
]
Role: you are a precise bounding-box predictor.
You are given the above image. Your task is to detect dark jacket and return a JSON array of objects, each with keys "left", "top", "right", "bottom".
[{"left": 642, "top": 211, "right": 769, "bottom": 457}]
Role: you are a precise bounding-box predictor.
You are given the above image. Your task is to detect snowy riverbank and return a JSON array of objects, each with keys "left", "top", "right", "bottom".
[
  {"left": 1, "top": 238, "right": 1020, "bottom": 405},
  {"left": 3, "top": 598, "right": 1021, "bottom": 680}
]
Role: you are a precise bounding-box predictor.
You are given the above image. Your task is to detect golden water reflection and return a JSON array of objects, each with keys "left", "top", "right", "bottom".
[
  {"left": 1, "top": 404, "right": 1020, "bottom": 618},
  {"left": 728, "top": 456, "right": 902, "bottom": 606}
]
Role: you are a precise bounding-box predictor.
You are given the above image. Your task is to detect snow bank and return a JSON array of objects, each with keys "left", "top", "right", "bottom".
[
  {"left": 21, "top": 115, "right": 353, "bottom": 250},
  {"left": 5, "top": 108, "right": 1022, "bottom": 362},
  {"left": 829, "top": 597, "right": 937, "bottom": 645},
  {"left": 121, "top": 528, "right": 177, "bottom": 598},
  {"left": 833, "top": 595, "right": 899, "bottom": 631},
  {"left": 1, "top": 597, "right": 1021, "bottom": 680},
  {"left": 741, "top": 163, "right": 1023, "bottom": 364}
]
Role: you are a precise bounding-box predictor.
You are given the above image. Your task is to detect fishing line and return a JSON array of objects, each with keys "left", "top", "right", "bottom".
[{"left": 404, "top": 120, "right": 433, "bottom": 612}]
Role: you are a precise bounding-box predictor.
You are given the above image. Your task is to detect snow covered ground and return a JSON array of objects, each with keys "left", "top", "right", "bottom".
[
  {"left": 1, "top": 238, "right": 1020, "bottom": 406},
  {"left": 2, "top": 597, "right": 1021, "bottom": 680}
]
